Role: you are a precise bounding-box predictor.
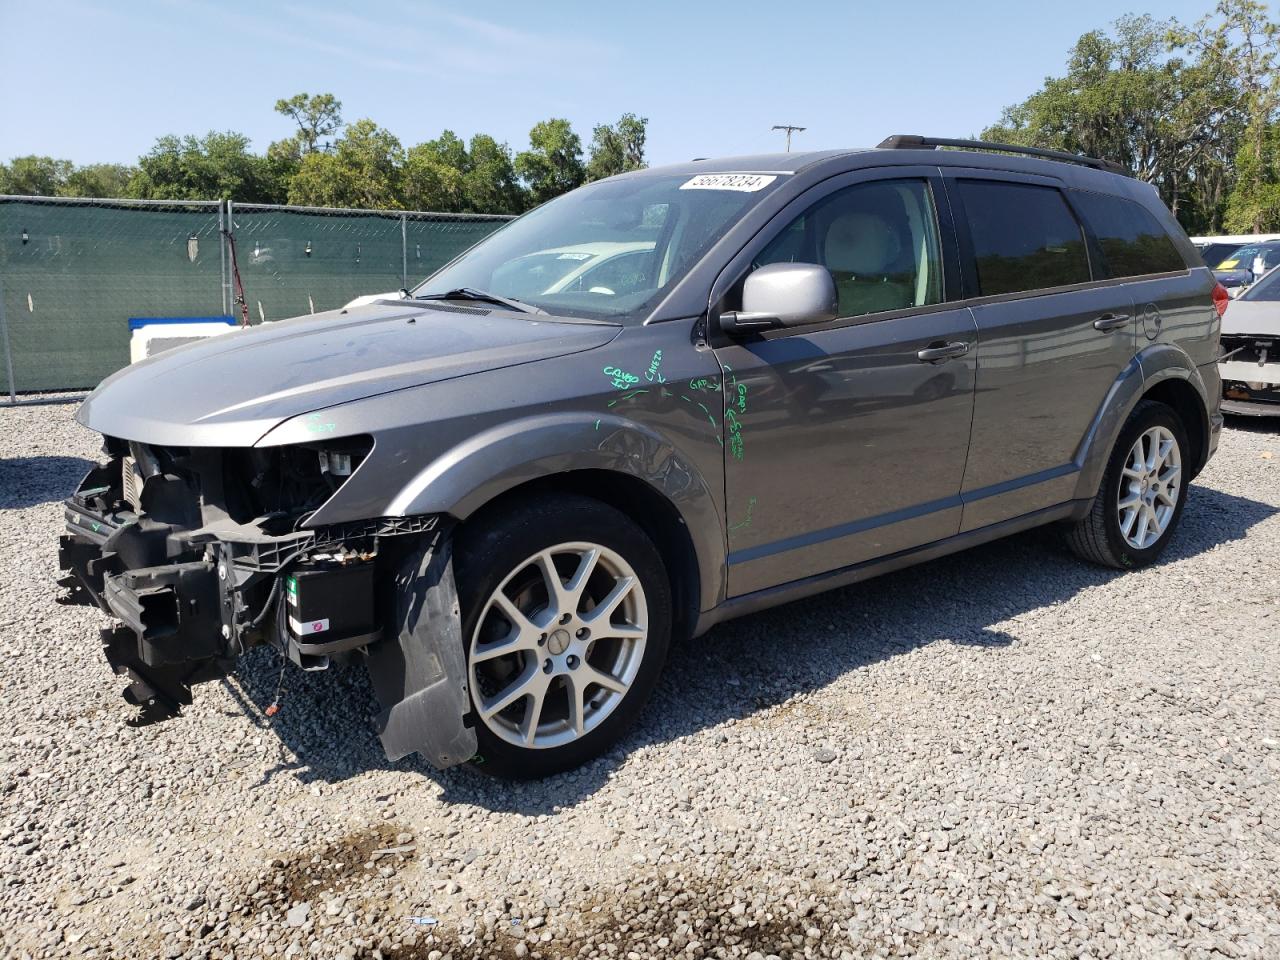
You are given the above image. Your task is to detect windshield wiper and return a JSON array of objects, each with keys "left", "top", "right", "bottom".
[{"left": 416, "top": 287, "right": 545, "bottom": 315}]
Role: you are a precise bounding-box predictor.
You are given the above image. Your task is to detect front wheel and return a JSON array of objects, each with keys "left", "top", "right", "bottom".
[
  {"left": 1065, "top": 399, "right": 1190, "bottom": 569},
  {"left": 454, "top": 493, "right": 671, "bottom": 778}
]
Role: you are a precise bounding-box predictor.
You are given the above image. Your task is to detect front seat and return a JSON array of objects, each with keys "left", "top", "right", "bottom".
[{"left": 822, "top": 211, "right": 914, "bottom": 317}]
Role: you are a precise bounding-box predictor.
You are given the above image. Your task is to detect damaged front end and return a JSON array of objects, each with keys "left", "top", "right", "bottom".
[
  {"left": 1220, "top": 333, "right": 1280, "bottom": 415},
  {"left": 58, "top": 436, "right": 476, "bottom": 767}
]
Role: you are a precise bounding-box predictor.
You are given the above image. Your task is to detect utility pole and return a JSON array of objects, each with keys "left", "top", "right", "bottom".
[{"left": 771, "top": 124, "right": 806, "bottom": 152}]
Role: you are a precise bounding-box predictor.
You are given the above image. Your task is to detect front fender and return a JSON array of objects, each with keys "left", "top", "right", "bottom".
[
  {"left": 384, "top": 412, "right": 726, "bottom": 614},
  {"left": 1071, "top": 342, "right": 1210, "bottom": 502}
]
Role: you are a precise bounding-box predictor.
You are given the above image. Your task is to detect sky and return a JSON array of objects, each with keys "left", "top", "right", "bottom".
[{"left": 0, "top": 0, "right": 1219, "bottom": 169}]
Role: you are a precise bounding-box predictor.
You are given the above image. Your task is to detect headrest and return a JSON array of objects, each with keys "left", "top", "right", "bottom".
[{"left": 823, "top": 212, "right": 901, "bottom": 276}]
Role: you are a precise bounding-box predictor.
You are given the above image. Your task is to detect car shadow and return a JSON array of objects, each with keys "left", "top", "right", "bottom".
[
  {"left": 226, "top": 484, "right": 1277, "bottom": 808},
  {"left": 1223, "top": 413, "right": 1280, "bottom": 435},
  {"left": 0, "top": 456, "right": 93, "bottom": 509}
]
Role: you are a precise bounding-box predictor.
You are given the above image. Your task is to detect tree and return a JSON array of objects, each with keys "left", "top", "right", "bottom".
[
  {"left": 1, "top": 155, "right": 74, "bottom": 195},
  {"left": 463, "top": 134, "right": 525, "bottom": 213},
  {"left": 586, "top": 113, "right": 648, "bottom": 181},
  {"left": 60, "top": 163, "right": 136, "bottom": 198},
  {"left": 1224, "top": 125, "right": 1280, "bottom": 229},
  {"left": 273, "top": 92, "right": 343, "bottom": 156},
  {"left": 128, "top": 132, "right": 287, "bottom": 203},
  {"left": 1180, "top": 1, "right": 1280, "bottom": 230},
  {"left": 984, "top": 13, "right": 1249, "bottom": 233},
  {"left": 403, "top": 143, "right": 465, "bottom": 212},
  {"left": 287, "top": 119, "right": 404, "bottom": 208},
  {"left": 515, "top": 118, "right": 585, "bottom": 206}
]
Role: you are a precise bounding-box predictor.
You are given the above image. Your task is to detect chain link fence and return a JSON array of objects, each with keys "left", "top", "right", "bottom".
[{"left": 0, "top": 196, "right": 511, "bottom": 396}]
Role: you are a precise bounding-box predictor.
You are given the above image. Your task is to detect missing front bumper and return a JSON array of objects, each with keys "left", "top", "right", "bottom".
[{"left": 58, "top": 456, "right": 474, "bottom": 766}]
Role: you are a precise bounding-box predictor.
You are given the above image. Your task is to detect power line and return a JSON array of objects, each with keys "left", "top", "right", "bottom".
[{"left": 771, "top": 124, "right": 806, "bottom": 152}]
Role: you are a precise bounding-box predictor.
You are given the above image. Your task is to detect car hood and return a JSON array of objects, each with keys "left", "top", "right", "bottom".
[
  {"left": 77, "top": 301, "right": 621, "bottom": 447},
  {"left": 1222, "top": 299, "right": 1280, "bottom": 337}
]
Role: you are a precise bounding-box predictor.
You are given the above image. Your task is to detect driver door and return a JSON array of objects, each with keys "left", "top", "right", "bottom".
[{"left": 710, "top": 171, "right": 978, "bottom": 596}]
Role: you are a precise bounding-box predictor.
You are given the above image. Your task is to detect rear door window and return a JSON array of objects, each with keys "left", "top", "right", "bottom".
[
  {"left": 956, "top": 180, "right": 1091, "bottom": 296},
  {"left": 1072, "top": 192, "right": 1185, "bottom": 278}
]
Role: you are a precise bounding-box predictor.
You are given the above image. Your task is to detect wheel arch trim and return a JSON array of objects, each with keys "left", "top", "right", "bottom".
[
  {"left": 385, "top": 412, "right": 726, "bottom": 614},
  {"left": 1072, "top": 343, "right": 1210, "bottom": 502}
]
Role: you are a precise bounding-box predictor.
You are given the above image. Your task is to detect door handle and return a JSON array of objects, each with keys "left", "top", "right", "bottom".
[
  {"left": 916, "top": 341, "right": 971, "bottom": 363},
  {"left": 1093, "top": 313, "right": 1130, "bottom": 331}
]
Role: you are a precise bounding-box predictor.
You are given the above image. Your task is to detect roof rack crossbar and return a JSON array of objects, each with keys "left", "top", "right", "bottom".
[{"left": 877, "top": 135, "right": 1128, "bottom": 176}]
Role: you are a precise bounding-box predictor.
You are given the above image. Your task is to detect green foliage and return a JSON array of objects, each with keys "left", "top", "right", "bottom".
[
  {"left": 128, "top": 132, "right": 288, "bottom": 203},
  {"left": 1, "top": 155, "right": 74, "bottom": 196},
  {"left": 6, "top": 93, "right": 642, "bottom": 213},
  {"left": 463, "top": 134, "right": 525, "bottom": 214},
  {"left": 273, "top": 92, "right": 343, "bottom": 157},
  {"left": 1224, "top": 124, "right": 1280, "bottom": 229},
  {"left": 516, "top": 118, "right": 586, "bottom": 206},
  {"left": 586, "top": 113, "right": 648, "bottom": 181},
  {"left": 287, "top": 120, "right": 404, "bottom": 208},
  {"left": 986, "top": 3, "right": 1280, "bottom": 233},
  {"left": 60, "top": 163, "right": 137, "bottom": 198}
]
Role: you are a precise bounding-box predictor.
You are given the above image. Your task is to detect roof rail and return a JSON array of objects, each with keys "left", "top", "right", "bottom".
[{"left": 877, "top": 135, "right": 1129, "bottom": 176}]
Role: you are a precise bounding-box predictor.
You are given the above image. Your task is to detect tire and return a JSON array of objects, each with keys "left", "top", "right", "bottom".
[
  {"left": 1065, "top": 399, "right": 1190, "bottom": 569},
  {"left": 454, "top": 493, "right": 671, "bottom": 778}
]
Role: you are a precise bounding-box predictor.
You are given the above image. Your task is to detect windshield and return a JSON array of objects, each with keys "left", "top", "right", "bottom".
[
  {"left": 1217, "top": 244, "right": 1280, "bottom": 271},
  {"left": 413, "top": 172, "right": 786, "bottom": 321},
  {"left": 1200, "top": 243, "right": 1241, "bottom": 267},
  {"left": 1216, "top": 246, "right": 1257, "bottom": 269}
]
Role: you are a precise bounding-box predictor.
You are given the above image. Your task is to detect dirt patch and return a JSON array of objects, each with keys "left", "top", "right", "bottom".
[{"left": 268, "top": 823, "right": 407, "bottom": 905}]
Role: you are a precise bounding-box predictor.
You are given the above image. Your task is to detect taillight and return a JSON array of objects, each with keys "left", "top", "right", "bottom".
[{"left": 1212, "top": 282, "right": 1230, "bottom": 318}]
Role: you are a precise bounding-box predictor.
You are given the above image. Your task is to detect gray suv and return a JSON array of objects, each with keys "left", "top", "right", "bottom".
[{"left": 60, "top": 136, "right": 1224, "bottom": 777}]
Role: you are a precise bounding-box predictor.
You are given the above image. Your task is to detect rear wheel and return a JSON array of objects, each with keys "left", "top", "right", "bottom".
[
  {"left": 455, "top": 494, "right": 671, "bottom": 778},
  {"left": 1065, "top": 400, "right": 1189, "bottom": 569}
]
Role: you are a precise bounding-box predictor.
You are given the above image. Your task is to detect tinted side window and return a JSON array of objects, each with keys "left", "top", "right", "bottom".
[
  {"left": 753, "top": 179, "right": 944, "bottom": 319},
  {"left": 957, "top": 180, "right": 1090, "bottom": 296},
  {"left": 1073, "top": 192, "right": 1185, "bottom": 278}
]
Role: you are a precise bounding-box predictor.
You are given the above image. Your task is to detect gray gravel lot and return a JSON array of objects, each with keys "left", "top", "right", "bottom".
[{"left": 1, "top": 400, "right": 1278, "bottom": 960}]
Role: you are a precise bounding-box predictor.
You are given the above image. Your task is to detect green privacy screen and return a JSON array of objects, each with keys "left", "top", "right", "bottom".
[
  {"left": 0, "top": 198, "right": 224, "bottom": 392},
  {"left": 229, "top": 203, "right": 509, "bottom": 325},
  {"left": 0, "top": 196, "right": 510, "bottom": 393}
]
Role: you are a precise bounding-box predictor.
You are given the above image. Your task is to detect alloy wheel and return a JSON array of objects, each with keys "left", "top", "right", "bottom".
[
  {"left": 1117, "top": 425, "right": 1182, "bottom": 550},
  {"left": 468, "top": 542, "right": 648, "bottom": 750}
]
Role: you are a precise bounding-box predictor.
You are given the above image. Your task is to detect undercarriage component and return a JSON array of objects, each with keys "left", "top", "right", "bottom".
[
  {"left": 366, "top": 534, "right": 477, "bottom": 767},
  {"left": 101, "top": 623, "right": 230, "bottom": 723}
]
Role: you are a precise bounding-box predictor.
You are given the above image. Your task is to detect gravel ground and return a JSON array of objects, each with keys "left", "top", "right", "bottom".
[{"left": 1, "top": 400, "right": 1278, "bottom": 960}]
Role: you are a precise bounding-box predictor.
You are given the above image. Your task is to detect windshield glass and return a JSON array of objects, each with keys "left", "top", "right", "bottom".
[
  {"left": 413, "top": 172, "right": 785, "bottom": 321},
  {"left": 1200, "top": 243, "right": 1241, "bottom": 267},
  {"left": 1217, "top": 246, "right": 1258, "bottom": 269}
]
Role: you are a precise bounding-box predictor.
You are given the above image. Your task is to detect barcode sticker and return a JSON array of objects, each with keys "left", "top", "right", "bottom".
[{"left": 680, "top": 173, "right": 778, "bottom": 192}]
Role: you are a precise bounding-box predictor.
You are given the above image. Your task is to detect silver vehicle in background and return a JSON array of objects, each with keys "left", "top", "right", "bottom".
[{"left": 1221, "top": 267, "right": 1280, "bottom": 415}]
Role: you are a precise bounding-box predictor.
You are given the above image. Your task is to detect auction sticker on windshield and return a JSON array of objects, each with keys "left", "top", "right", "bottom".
[{"left": 680, "top": 173, "right": 778, "bottom": 192}]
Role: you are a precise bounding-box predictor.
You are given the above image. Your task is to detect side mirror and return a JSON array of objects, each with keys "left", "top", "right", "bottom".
[{"left": 720, "top": 262, "right": 839, "bottom": 333}]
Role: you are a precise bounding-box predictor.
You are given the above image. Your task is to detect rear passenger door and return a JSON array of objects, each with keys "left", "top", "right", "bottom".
[
  {"left": 945, "top": 172, "right": 1137, "bottom": 531},
  {"left": 1068, "top": 190, "right": 1202, "bottom": 354}
]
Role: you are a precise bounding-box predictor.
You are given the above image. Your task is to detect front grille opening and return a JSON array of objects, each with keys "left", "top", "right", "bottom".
[
  {"left": 1222, "top": 335, "right": 1275, "bottom": 366},
  {"left": 222, "top": 437, "right": 372, "bottom": 530}
]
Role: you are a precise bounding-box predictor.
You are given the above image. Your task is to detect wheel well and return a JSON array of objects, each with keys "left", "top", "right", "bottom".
[
  {"left": 1142, "top": 377, "right": 1208, "bottom": 478},
  {"left": 458, "top": 471, "right": 702, "bottom": 642}
]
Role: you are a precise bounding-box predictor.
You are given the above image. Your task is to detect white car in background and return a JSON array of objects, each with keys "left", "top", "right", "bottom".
[{"left": 1220, "top": 266, "right": 1280, "bottom": 415}]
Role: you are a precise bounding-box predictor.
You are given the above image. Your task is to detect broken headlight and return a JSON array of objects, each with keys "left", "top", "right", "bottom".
[{"left": 222, "top": 437, "right": 372, "bottom": 530}]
